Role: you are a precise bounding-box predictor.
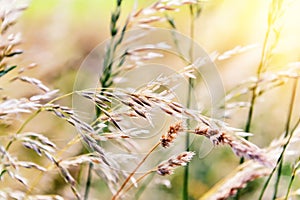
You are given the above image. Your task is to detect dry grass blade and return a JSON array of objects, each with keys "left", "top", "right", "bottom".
[{"left": 224, "top": 63, "right": 300, "bottom": 104}]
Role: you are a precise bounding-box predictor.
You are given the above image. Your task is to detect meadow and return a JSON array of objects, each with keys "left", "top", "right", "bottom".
[{"left": 1, "top": 0, "right": 300, "bottom": 199}]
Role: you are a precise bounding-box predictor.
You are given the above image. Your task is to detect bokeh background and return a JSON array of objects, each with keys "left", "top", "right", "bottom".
[{"left": 2, "top": 0, "right": 300, "bottom": 199}]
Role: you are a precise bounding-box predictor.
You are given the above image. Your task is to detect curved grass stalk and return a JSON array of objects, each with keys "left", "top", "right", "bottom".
[
  {"left": 3, "top": 90, "right": 76, "bottom": 155},
  {"left": 112, "top": 141, "right": 161, "bottom": 200},
  {"left": 135, "top": 172, "right": 156, "bottom": 200},
  {"left": 2, "top": 109, "right": 41, "bottom": 157},
  {"left": 123, "top": 169, "right": 156, "bottom": 195}
]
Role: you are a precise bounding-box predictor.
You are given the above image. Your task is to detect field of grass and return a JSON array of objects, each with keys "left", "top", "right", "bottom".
[{"left": 1, "top": 0, "right": 300, "bottom": 199}]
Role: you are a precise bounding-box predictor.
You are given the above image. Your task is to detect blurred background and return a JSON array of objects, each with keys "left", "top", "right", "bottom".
[{"left": 3, "top": 0, "right": 300, "bottom": 199}]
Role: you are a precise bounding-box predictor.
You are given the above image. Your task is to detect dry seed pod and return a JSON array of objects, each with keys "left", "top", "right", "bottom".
[
  {"left": 160, "top": 121, "right": 183, "bottom": 148},
  {"left": 157, "top": 151, "right": 195, "bottom": 176}
]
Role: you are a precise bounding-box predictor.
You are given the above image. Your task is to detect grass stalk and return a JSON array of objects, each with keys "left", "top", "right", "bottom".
[
  {"left": 84, "top": 163, "right": 93, "bottom": 200},
  {"left": 273, "top": 78, "right": 298, "bottom": 199},
  {"left": 284, "top": 156, "right": 300, "bottom": 200},
  {"left": 183, "top": 5, "right": 195, "bottom": 200},
  {"left": 86, "top": 0, "right": 125, "bottom": 197},
  {"left": 2, "top": 109, "right": 41, "bottom": 156},
  {"left": 259, "top": 79, "right": 299, "bottom": 200},
  {"left": 123, "top": 170, "right": 156, "bottom": 194},
  {"left": 112, "top": 141, "right": 161, "bottom": 200},
  {"left": 27, "top": 135, "right": 82, "bottom": 195},
  {"left": 235, "top": 5, "right": 273, "bottom": 199},
  {"left": 240, "top": 0, "right": 272, "bottom": 147},
  {"left": 135, "top": 173, "right": 156, "bottom": 200},
  {"left": 2, "top": 90, "right": 76, "bottom": 155}
]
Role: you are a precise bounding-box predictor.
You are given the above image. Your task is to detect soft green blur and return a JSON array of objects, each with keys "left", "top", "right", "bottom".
[{"left": 7, "top": 0, "right": 300, "bottom": 199}]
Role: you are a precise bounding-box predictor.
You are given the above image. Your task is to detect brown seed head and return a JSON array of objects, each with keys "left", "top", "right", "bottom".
[
  {"left": 160, "top": 121, "right": 183, "bottom": 148},
  {"left": 157, "top": 151, "right": 195, "bottom": 176}
]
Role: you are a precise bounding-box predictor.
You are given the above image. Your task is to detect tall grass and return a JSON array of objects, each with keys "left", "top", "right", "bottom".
[{"left": 0, "top": 0, "right": 300, "bottom": 200}]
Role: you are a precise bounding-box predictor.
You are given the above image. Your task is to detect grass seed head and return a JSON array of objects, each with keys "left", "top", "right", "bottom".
[
  {"left": 157, "top": 151, "right": 195, "bottom": 176},
  {"left": 160, "top": 121, "right": 183, "bottom": 148}
]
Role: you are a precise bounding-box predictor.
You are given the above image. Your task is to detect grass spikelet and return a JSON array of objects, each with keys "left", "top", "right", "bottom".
[
  {"left": 199, "top": 161, "right": 271, "bottom": 200},
  {"left": 201, "top": 122, "right": 300, "bottom": 200},
  {"left": 0, "top": 98, "right": 41, "bottom": 122},
  {"left": 0, "top": 189, "right": 64, "bottom": 200},
  {"left": 59, "top": 153, "right": 103, "bottom": 167},
  {"left": 161, "top": 121, "right": 183, "bottom": 148},
  {"left": 1, "top": 0, "right": 300, "bottom": 199},
  {"left": 54, "top": 161, "right": 81, "bottom": 200},
  {"left": 0, "top": 0, "right": 28, "bottom": 34},
  {"left": 194, "top": 126, "right": 273, "bottom": 167},
  {"left": 157, "top": 151, "right": 195, "bottom": 176},
  {"left": 0, "top": 144, "right": 47, "bottom": 187},
  {"left": 13, "top": 76, "right": 50, "bottom": 92},
  {"left": 29, "top": 89, "right": 59, "bottom": 102}
]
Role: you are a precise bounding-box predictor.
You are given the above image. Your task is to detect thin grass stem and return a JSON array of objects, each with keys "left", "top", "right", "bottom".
[
  {"left": 183, "top": 5, "right": 195, "bottom": 200},
  {"left": 3, "top": 90, "right": 76, "bottom": 154},
  {"left": 112, "top": 141, "right": 161, "bottom": 200},
  {"left": 273, "top": 78, "right": 298, "bottom": 199},
  {"left": 235, "top": 4, "right": 273, "bottom": 199},
  {"left": 135, "top": 172, "right": 156, "bottom": 200},
  {"left": 259, "top": 105, "right": 300, "bottom": 199},
  {"left": 284, "top": 156, "right": 300, "bottom": 200},
  {"left": 123, "top": 169, "right": 156, "bottom": 194},
  {"left": 84, "top": 163, "right": 93, "bottom": 200}
]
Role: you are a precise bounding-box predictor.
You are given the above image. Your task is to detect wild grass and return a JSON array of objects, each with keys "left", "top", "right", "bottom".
[{"left": 0, "top": 0, "right": 300, "bottom": 200}]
